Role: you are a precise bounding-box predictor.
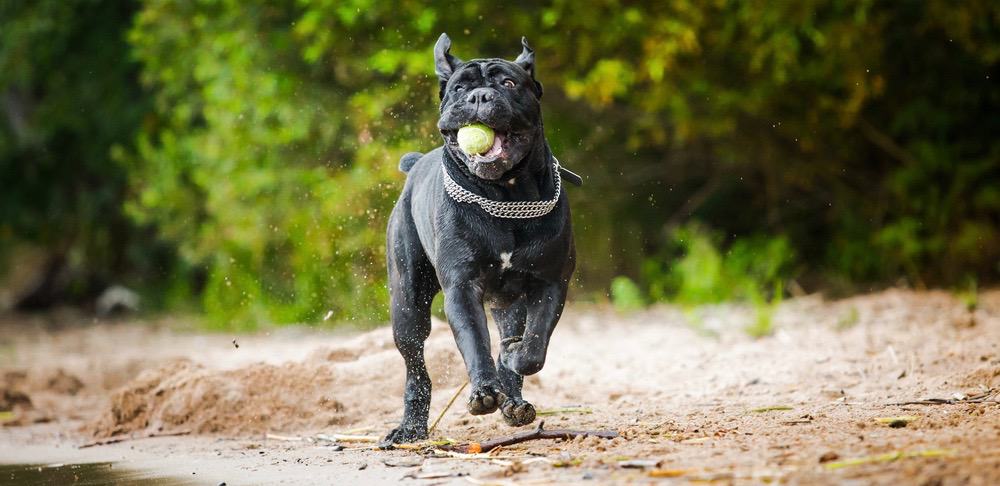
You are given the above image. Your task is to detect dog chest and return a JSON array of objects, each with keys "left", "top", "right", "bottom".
[{"left": 500, "top": 251, "right": 513, "bottom": 270}]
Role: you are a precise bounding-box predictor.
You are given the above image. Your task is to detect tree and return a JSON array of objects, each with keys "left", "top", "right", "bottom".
[{"left": 0, "top": 0, "right": 152, "bottom": 308}]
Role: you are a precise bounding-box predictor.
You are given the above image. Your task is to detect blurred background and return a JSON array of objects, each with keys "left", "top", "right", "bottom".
[{"left": 0, "top": 0, "right": 997, "bottom": 330}]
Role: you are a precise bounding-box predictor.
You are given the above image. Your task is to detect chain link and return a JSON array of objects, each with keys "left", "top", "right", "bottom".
[{"left": 442, "top": 157, "right": 562, "bottom": 219}]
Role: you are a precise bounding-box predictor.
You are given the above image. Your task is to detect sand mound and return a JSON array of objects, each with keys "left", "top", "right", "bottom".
[
  {"left": 1, "top": 367, "right": 90, "bottom": 425},
  {"left": 1, "top": 371, "right": 33, "bottom": 412},
  {"left": 87, "top": 359, "right": 346, "bottom": 438},
  {"left": 86, "top": 323, "right": 466, "bottom": 438}
]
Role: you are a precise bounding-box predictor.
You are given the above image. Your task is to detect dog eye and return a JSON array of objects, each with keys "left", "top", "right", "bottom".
[
  {"left": 503, "top": 79, "right": 516, "bottom": 89},
  {"left": 454, "top": 85, "right": 465, "bottom": 93}
]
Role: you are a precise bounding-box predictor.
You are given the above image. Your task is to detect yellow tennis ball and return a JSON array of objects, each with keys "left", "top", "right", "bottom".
[{"left": 457, "top": 123, "right": 495, "bottom": 154}]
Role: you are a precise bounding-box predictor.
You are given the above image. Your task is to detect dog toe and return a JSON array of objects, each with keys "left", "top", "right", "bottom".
[
  {"left": 380, "top": 422, "right": 428, "bottom": 448},
  {"left": 467, "top": 385, "right": 505, "bottom": 415},
  {"left": 500, "top": 397, "right": 536, "bottom": 426}
]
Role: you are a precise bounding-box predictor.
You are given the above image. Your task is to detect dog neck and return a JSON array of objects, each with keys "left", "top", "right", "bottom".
[{"left": 442, "top": 134, "right": 556, "bottom": 203}]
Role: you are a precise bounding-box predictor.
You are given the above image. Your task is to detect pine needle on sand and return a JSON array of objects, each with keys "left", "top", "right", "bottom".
[
  {"left": 429, "top": 381, "right": 469, "bottom": 435},
  {"left": 824, "top": 449, "right": 954, "bottom": 470}
]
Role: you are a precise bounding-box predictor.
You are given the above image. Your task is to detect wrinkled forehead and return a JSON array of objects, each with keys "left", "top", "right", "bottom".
[{"left": 450, "top": 59, "right": 529, "bottom": 83}]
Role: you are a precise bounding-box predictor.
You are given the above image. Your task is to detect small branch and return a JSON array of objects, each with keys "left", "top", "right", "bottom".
[
  {"left": 749, "top": 405, "right": 794, "bottom": 413},
  {"left": 857, "top": 117, "right": 917, "bottom": 166},
  {"left": 429, "top": 381, "right": 468, "bottom": 435},
  {"left": 79, "top": 430, "right": 191, "bottom": 448},
  {"left": 890, "top": 398, "right": 998, "bottom": 406},
  {"left": 265, "top": 433, "right": 302, "bottom": 442},
  {"left": 315, "top": 433, "right": 379, "bottom": 443},
  {"left": 445, "top": 420, "right": 617, "bottom": 453},
  {"left": 888, "top": 389, "right": 998, "bottom": 406},
  {"left": 536, "top": 406, "right": 593, "bottom": 416}
]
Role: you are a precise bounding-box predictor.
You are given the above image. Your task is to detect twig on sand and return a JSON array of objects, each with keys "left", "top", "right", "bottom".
[
  {"left": 396, "top": 439, "right": 455, "bottom": 450},
  {"left": 750, "top": 405, "right": 793, "bottom": 413},
  {"left": 824, "top": 449, "right": 954, "bottom": 470},
  {"left": 316, "top": 433, "right": 380, "bottom": 443},
  {"left": 266, "top": 433, "right": 303, "bottom": 441},
  {"left": 889, "top": 388, "right": 998, "bottom": 406},
  {"left": 431, "top": 449, "right": 497, "bottom": 460},
  {"left": 79, "top": 430, "right": 191, "bottom": 448},
  {"left": 536, "top": 406, "right": 593, "bottom": 416},
  {"left": 444, "top": 420, "right": 617, "bottom": 454},
  {"left": 431, "top": 450, "right": 544, "bottom": 462},
  {"left": 429, "top": 381, "right": 469, "bottom": 435}
]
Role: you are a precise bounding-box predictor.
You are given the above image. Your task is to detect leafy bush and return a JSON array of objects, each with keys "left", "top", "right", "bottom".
[
  {"left": 642, "top": 224, "right": 794, "bottom": 305},
  {"left": 630, "top": 223, "right": 794, "bottom": 336},
  {"left": 0, "top": 0, "right": 153, "bottom": 304},
  {"left": 610, "top": 276, "right": 645, "bottom": 313}
]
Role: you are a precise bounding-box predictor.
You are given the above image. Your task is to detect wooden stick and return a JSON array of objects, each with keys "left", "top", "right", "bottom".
[
  {"left": 265, "top": 433, "right": 302, "bottom": 441},
  {"left": 889, "top": 390, "right": 998, "bottom": 406},
  {"left": 536, "top": 406, "right": 593, "bottom": 416},
  {"left": 79, "top": 430, "right": 191, "bottom": 448},
  {"left": 891, "top": 399, "right": 998, "bottom": 406},
  {"left": 316, "top": 433, "right": 380, "bottom": 443},
  {"left": 429, "top": 381, "right": 468, "bottom": 435},
  {"left": 445, "top": 420, "right": 617, "bottom": 453}
]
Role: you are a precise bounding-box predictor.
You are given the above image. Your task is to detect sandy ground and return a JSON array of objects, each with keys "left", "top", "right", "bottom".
[{"left": 1, "top": 289, "right": 999, "bottom": 485}]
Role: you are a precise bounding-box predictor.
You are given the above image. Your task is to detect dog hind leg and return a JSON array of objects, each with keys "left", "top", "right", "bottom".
[{"left": 382, "top": 204, "right": 439, "bottom": 445}]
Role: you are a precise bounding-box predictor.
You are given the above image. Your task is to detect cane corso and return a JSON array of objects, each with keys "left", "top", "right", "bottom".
[{"left": 382, "top": 33, "right": 579, "bottom": 444}]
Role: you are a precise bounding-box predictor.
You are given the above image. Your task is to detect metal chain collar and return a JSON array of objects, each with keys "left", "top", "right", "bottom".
[{"left": 442, "top": 157, "right": 562, "bottom": 219}]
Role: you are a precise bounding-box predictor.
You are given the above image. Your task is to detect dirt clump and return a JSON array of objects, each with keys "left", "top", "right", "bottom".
[
  {"left": 36, "top": 368, "right": 84, "bottom": 395},
  {"left": 1, "top": 371, "right": 33, "bottom": 413},
  {"left": 1, "top": 368, "right": 91, "bottom": 425},
  {"left": 87, "top": 359, "right": 346, "bottom": 438},
  {"left": 85, "top": 323, "right": 466, "bottom": 438}
]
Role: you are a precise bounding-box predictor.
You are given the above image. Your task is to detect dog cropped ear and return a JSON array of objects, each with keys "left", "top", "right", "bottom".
[
  {"left": 434, "top": 33, "right": 462, "bottom": 87},
  {"left": 514, "top": 37, "right": 543, "bottom": 97}
]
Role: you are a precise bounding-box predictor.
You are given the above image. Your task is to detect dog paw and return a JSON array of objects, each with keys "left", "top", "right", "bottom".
[
  {"left": 380, "top": 422, "right": 427, "bottom": 448},
  {"left": 467, "top": 384, "right": 506, "bottom": 416},
  {"left": 500, "top": 397, "right": 536, "bottom": 426}
]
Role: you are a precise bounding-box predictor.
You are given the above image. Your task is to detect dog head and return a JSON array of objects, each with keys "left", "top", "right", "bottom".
[{"left": 434, "top": 33, "right": 544, "bottom": 181}]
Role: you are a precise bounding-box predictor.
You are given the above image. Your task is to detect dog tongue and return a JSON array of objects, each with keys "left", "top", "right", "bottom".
[{"left": 481, "top": 132, "right": 504, "bottom": 158}]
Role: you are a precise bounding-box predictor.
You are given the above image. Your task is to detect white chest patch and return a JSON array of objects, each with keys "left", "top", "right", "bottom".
[{"left": 500, "top": 252, "right": 513, "bottom": 270}]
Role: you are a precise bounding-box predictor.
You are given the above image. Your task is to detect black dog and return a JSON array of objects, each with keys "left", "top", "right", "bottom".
[{"left": 382, "top": 33, "right": 578, "bottom": 444}]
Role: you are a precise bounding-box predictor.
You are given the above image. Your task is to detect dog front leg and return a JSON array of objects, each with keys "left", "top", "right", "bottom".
[
  {"left": 492, "top": 301, "right": 537, "bottom": 427},
  {"left": 443, "top": 283, "right": 505, "bottom": 415},
  {"left": 501, "top": 281, "right": 566, "bottom": 376}
]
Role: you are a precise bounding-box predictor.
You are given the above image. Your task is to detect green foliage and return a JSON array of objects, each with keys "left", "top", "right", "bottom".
[
  {"left": 836, "top": 306, "right": 860, "bottom": 331},
  {"left": 610, "top": 276, "right": 645, "bottom": 313},
  {"left": 642, "top": 224, "right": 794, "bottom": 305},
  {"left": 634, "top": 223, "right": 793, "bottom": 336},
  {"left": 123, "top": 1, "right": 410, "bottom": 327},
  {"left": 745, "top": 280, "right": 782, "bottom": 339},
  {"left": 873, "top": 156, "right": 1000, "bottom": 286},
  {"left": 0, "top": 0, "right": 154, "bottom": 298},
  {"left": 956, "top": 278, "right": 979, "bottom": 313}
]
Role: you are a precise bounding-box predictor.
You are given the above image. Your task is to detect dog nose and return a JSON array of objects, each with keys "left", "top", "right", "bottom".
[{"left": 466, "top": 88, "right": 494, "bottom": 105}]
